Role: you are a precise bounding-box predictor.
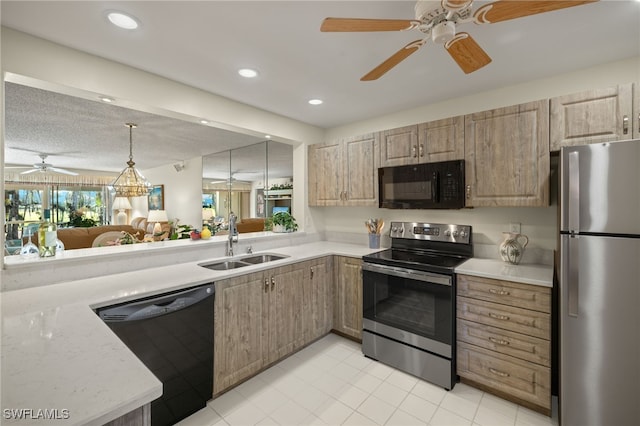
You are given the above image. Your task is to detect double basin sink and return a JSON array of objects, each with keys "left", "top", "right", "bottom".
[{"left": 199, "top": 253, "right": 289, "bottom": 271}]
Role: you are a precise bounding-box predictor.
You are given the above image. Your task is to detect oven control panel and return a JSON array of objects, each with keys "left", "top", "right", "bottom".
[{"left": 389, "top": 221, "right": 471, "bottom": 244}]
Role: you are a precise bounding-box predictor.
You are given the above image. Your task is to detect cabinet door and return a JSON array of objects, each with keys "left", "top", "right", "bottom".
[
  {"left": 380, "top": 125, "right": 419, "bottom": 167},
  {"left": 418, "top": 116, "right": 464, "bottom": 162},
  {"left": 343, "top": 133, "right": 379, "bottom": 206},
  {"left": 550, "top": 83, "right": 634, "bottom": 151},
  {"left": 333, "top": 256, "right": 363, "bottom": 340},
  {"left": 308, "top": 141, "right": 343, "bottom": 206},
  {"left": 304, "top": 257, "right": 333, "bottom": 343},
  {"left": 266, "top": 264, "right": 306, "bottom": 363},
  {"left": 465, "top": 100, "right": 550, "bottom": 207},
  {"left": 214, "top": 272, "right": 267, "bottom": 394}
]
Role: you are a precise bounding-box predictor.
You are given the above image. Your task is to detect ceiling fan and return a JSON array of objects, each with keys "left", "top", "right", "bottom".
[
  {"left": 5, "top": 154, "right": 79, "bottom": 176},
  {"left": 321, "top": 0, "right": 597, "bottom": 81}
]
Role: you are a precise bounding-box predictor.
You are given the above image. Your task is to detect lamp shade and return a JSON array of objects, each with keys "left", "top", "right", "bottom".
[
  {"left": 112, "top": 197, "right": 132, "bottom": 210},
  {"left": 147, "top": 209, "right": 168, "bottom": 223}
]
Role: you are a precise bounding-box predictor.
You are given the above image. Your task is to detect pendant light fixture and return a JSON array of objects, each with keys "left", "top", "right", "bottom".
[{"left": 111, "top": 123, "right": 152, "bottom": 197}]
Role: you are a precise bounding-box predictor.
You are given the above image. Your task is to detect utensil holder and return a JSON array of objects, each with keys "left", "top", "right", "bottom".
[{"left": 368, "top": 233, "right": 380, "bottom": 249}]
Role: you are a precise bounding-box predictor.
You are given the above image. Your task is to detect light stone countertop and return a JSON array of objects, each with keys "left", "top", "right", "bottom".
[
  {"left": 1, "top": 241, "right": 552, "bottom": 425},
  {"left": 0, "top": 241, "right": 378, "bottom": 426},
  {"left": 456, "top": 257, "right": 554, "bottom": 287}
]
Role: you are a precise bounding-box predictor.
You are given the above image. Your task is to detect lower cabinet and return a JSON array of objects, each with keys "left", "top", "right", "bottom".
[
  {"left": 456, "top": 274, "right": 552, "bottom": 415},
  {"left": 333, "top": 256, "right": 363, "bottom": 340},
  {"left": 303, "top": 257, "right": 333, "bottom": 343},
  {"left": 214, "top": 258, "right": 333, "bottom": 394}
]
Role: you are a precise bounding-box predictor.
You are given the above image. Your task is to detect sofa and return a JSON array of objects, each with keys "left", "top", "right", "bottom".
[
  {"left": 236, "top": 218, "right": 266, "bottom": 233},
  {"left": 56, "top": 225, "right": 147, "bottom": 250}
]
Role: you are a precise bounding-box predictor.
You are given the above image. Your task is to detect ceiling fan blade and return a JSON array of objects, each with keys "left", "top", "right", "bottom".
[
  {"left": 361, "top": 39, "right": 427, "bottom": 81},
  {"left": 445, "top": 33, "right": 492, "bottom": 74},
  {"left": 20, "top": 168, "right": 40, "bottom": 175},
  {"left": 50, "top": 167, "right": 79, "bottom": 176},
  {"left": 474, "top": 0, "right": 598, "bottom": 24},
  {"left": 321, "top": 17, "right": 420, "bottom": 32}
]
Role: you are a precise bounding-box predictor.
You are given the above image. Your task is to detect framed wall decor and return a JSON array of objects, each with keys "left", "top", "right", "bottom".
[{"left": 148, "top": 185, "right": 164, "bottom": 210}]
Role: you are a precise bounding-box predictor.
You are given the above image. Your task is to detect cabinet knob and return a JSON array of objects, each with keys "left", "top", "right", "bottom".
[
  {"left": 271, "top": 276, "right": 275, "bottom": 290},
  {"left": 310, "top": 267, "right": 314, "bottom": 279},
  {"left": 412, "top": 146, "right": 417, "bottom": 158},
  {"left": 466, "top": 185, "right": 471, "bottom": 199},
  {"left": 623, "top": 115, "right": 629, "bottom": 135},
  {"left": 419, "top": 144, "right": 424, "bottom": 157},
  {"left": 264, "top": 278, "right": 269, "bottom": 293}
]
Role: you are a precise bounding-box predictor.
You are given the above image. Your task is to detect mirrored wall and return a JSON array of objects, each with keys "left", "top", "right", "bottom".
[{"left": 201, "top": 141, "right": 293, "bottom": 232}]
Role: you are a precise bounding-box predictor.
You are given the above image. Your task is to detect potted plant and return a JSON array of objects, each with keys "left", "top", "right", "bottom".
[{"left": 268, "top": 211, "right": 298, "bottom": 233}]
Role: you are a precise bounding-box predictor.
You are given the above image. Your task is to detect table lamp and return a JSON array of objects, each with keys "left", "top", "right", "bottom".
[
  {"left": 112, "top": 197, "right": 132, "bottom": 225},
  {"left": 148, "top": 209, "right": 168, "bottom": 234}
]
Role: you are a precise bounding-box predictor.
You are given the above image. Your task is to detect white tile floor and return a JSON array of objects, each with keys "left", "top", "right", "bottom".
[{"left": 178, "top": 334, "right": 558, "bottom": 426}]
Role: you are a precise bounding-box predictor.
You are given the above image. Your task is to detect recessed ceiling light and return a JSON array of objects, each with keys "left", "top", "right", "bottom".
[
  {"left": 107, "top": 11, "right": 139, "bottom": 30},
  {"left": 200, "top": 119, "right": 209, "bottom": 125},
  {"left": 238, "top": 68, "right": 258, "bottom": 78},
  {"left": 99, "top": 96, "right": 114, "bottom": 103},
  {"left": 265, "top": 135, "right": 272, "bottom": 139},
  {"left": 308, "top": 99, "right": 323, "bottom": 105}
]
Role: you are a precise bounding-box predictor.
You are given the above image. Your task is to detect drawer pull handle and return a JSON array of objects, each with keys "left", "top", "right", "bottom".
[
  {"left": 264, "top": 278, "right": 269, "bottom": 293},
  {"left": 623, "top": 115, "right": 629, "bottom": 135},
  {"left": 271, "top": 276, "right": 276, "bottom": 291},
  {"left": 489, "top": 337, "right": 510, "bottom": 346},
  {"left": 488, "top": 312, "right": 510, "bottom": 321},
  {"left": 489, "top": 288, "right": 510, "bottom": 296},
  {"left": 489, "top": 367, "right": 510, "bottom": 378}
]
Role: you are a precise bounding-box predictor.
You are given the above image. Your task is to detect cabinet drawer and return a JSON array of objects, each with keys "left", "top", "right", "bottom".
[
  {"left": 457, "top": 319, "right": 550, "bottom": 367},
  {"left": 457, "top": 342, "right": 550, "bottom": 412},
  {"left": 457, "top": 297, "right": 550, "bottom": 339},
  {"left": 458, "top": 275, "right": 551, "bottom": 313}
]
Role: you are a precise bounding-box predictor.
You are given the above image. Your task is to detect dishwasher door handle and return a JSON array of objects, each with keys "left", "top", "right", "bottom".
[{"left": 98, "top": 284, "right": 214, "bottom": 322}]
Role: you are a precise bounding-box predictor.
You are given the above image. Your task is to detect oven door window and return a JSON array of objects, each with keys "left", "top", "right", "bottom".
[{"left": 363, "top": 269, "right": 451, "bottom": 346}]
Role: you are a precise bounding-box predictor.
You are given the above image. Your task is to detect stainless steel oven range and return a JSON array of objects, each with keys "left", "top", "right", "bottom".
[{"left": 362, "top": 222, "right": 472, "bottom": 390}]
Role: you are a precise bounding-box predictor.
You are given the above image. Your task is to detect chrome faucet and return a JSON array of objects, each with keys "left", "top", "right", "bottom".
[{"left": 227, "top": 213, "right": 238, "bottom": 256}]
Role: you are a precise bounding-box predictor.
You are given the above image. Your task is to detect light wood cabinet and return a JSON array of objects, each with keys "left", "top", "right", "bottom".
[
  {"left": 214, "top": 271, "right": 268, "bottom": 394},
  {"left": 214, "top": 263, "right": 305, "bottom": 394},
  {"left": 380, "top": 125, "right": 419, "bottom": 167},
  {"left": 464, "top": 100, "right": 550, "bottom": 207},
  {"left": 550, "top": 83, "right": 636, "bottom": 151},
  {"left": 308, "top": 133, "right": 379, "bottom": 206},
  {"left": 103, "top": 404, "right": 150, "bottom": 426},
  {"left": 418, "top": 116, "right": 465, "bottom": 162},
  {"left": 379, "top": 118, "right": 464, "bottom": 167},
  {"left": 303, "top": 257, "right": 333, "bottom": 343},
  {"left": 333, "top": 256, "right": 363, "bottom": 340},
  {"left": 456, "top": 274, "right": 552, "bottom": 415}
]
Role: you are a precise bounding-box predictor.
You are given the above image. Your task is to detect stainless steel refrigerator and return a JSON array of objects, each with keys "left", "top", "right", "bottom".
[{"left": 560, "top": 139, "right": 640, "bottom": 426}]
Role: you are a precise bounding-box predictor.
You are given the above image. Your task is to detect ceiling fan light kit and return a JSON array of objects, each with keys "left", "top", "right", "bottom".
[
  {"left": 111, "top": 123, "right": 153, "bottom": 197},
  {"left": 321, "top": 0, "right": 598, "bottom": 80}
]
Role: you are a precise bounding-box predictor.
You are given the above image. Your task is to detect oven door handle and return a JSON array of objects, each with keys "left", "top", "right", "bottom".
[{"left": 362, "top": 263, "right": 451, "bottom": 286}]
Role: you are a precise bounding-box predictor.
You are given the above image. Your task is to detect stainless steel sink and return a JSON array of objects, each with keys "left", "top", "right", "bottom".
[
  {"left": 199, "top": 260, "right": 252, "bottom": 271},
  {"left": 199, "top": 253, "right": 289, "bottom": 271},
  {"left": 241, "top": 254, "right": 289, "bottom": 264}
]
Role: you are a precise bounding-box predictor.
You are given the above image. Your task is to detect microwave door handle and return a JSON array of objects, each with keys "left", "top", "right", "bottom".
[{"left": 432, "top": 172, "right": 440, "bottom": 202}]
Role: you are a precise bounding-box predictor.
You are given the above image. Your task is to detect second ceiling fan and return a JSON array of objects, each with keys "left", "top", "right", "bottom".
[{"left": 321, "top": 0, "right": 597, "bottom": 81}]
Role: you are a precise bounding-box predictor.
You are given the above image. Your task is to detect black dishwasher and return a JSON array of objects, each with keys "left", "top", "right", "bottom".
[{"left": 97, "top": 284, "right": 214, "bottom": 426}]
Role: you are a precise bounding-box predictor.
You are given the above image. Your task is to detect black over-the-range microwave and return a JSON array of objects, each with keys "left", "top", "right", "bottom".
[{"left": 378, "top": 160, "right": 465, "bottom": 209}]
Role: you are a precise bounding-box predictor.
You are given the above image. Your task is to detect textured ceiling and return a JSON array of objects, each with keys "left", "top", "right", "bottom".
[{"left": 4, "top": 82, "right": 291, "bottom": 179}]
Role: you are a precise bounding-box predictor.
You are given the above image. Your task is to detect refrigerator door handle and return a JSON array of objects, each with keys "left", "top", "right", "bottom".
[
  {"left": 568, "top": 151, "right": 580, "bottom": 232},
  {"left": 568, "top": 236, "right": 580, "bottom": 317}
]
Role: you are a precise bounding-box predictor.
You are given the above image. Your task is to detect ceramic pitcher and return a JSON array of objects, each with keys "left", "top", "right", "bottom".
[{"left": 499, "top": 232, "right": 529, "bottom": 265}]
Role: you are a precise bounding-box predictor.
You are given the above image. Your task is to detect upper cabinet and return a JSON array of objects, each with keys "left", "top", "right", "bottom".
[
  {"left": 465, "top": 100, "right": 550, "bottom": 207},
  {"left": 418, "top": 116, "right": 465, "bottom": 163},
  {"left": 380, "top": 125, "right": 419, "bottom": 167},
  {"left": 379, "top": 117, "right": 464, "bottom": 167},
  {"left": 550, "top": 83, "right": 636, "bottom": 151},
  {"left": 308, "top": 133, "right": 379, "bottom": 207}
]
